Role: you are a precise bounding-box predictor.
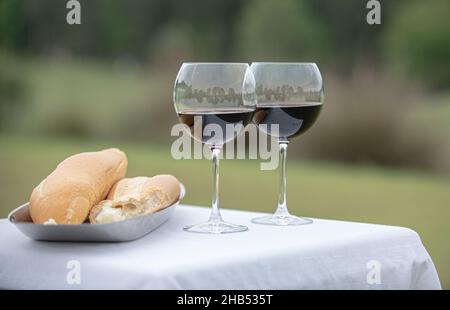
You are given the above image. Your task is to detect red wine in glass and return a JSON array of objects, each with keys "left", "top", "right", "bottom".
[
  {"left": 253, "top": 103, "right": 322, "bottom": 141},
  {"left": 178, "top": 108, "right": 254, "bottom": 146}
]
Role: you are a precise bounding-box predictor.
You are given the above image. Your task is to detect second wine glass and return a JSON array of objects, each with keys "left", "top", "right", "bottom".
[
  {"left": 251, "top": 62, "right": 324, "bottom": 226},
  {"left": 174, "top": 63, "right": 256, "bottom": 233}
]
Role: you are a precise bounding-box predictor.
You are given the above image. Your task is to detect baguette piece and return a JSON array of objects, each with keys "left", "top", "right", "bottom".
[
  {"left": 89, "top": 175, "right": 180, "bottom": 224},
  {"left": 29, "top": 149, "right": 128, "bottom": 224}
]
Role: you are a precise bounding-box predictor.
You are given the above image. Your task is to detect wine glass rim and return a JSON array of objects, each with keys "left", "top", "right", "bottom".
[{"left": 251, "top": 62, "right": 317, "bottom": 65}]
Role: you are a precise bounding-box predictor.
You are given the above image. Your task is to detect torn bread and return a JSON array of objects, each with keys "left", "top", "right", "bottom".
[{"left": 89, "top": 175, "right": 180, "bottom": 224}]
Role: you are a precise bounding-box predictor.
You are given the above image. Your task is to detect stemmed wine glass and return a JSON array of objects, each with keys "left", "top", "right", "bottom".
[
  {"left": 250, "top": 63, "right": 324, "bottom": 226},
  {"left": 174, "top": 63, "right": 256, "bottom": 233}
]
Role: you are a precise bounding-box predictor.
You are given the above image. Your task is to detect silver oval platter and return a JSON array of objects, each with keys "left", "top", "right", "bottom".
[{"left": 8, "top": 184, "right": 186, "bottom": 242}]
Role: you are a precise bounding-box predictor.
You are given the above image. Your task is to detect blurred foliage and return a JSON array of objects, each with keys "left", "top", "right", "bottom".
[
  {"left": 236, "top": 0, "right": 329, "bottom": 62},
  {"left": 0, "top": 0, "right": 450, "bottom": 171},
  {"left": 0, "top": 56, "right": 27, "bottom": 130},
  {"left": 0, "top": 0, "right": 244, "bottom": 60},
  {"left": 308, "top": 0, "right": 389, "bottom": 71},
  {"left": 0, "top": 0, "right": 449, "bottom": 89},
  {"left": 0, "top": 0, "right": 27, "bottom": 50},
  {"left": 300, "top": 67, "right": 446, "bottom": 172},
  {"left": 0, "top": 53, "right": 448, "bottom": 174},
  {"left": 384, "top": 0, "right": 450, "bottom": 89}
]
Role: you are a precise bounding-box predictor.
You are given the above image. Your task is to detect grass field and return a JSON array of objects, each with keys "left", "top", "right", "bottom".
[{"left": 1, "top": 134, "right": 449, "bottom": 288}]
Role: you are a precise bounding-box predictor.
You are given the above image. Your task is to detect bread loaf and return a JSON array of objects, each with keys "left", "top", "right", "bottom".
[
  {"left": 89, "top": 175, "right": 180, "bottom": 224},
  {"left": 29, "top": 149, "right": 128, "bottom": 224}
]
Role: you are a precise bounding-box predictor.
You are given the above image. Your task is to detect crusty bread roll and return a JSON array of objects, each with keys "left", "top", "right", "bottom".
[
  {"left": 89, "top": 175, "right": 180, "bottom": 224},
  {"left": 29, "top": 149, "right": 128, "bottom": 224}
]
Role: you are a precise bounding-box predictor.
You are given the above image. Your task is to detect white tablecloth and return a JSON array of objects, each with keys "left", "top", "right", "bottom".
[{"left": 0, "top": 205, "right": 441, "bottom": 290}]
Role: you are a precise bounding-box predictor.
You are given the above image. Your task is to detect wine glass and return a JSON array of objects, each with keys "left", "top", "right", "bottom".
[
  {"left": 174, "top": 63, "right": 256, "bottom": 233},
  {"left": 250, "top": 63, "right": 324, "bottom": 225}
]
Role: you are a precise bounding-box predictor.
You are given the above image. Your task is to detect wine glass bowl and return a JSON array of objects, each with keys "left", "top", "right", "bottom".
[
  {"left": 175, "top": 63, "right": 256, "bottom": 147},
  {"left": 174, "top": 63, "right": 256, "bottom": 233},
  {"left": 250, "top": 62, "right": 324, "bottom": 226}
]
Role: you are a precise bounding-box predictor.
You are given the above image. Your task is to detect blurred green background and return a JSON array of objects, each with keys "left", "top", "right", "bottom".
[{"left": 0, "top": 0, "right": 449, "bottom": 288}]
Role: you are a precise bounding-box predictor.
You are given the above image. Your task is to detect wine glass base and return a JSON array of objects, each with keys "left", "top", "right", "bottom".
[
  {"left": 183, "top": 220, "right": 248, "bottom": 234},
  {"left": 251, "top": 214, "right": 313, "bottom": 226}
]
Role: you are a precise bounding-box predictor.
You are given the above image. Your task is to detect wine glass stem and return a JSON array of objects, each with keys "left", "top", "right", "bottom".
[
  {"left": 275, "top": 141, "right": 290, "bottom": 217},
  {"left": 209, "top": 147, "right": 223, "bottom": 223}
]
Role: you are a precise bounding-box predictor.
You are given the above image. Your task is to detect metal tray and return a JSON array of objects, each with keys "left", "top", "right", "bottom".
[{"left": 8, "top": 184, "right": 185, "bottom": 242}]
